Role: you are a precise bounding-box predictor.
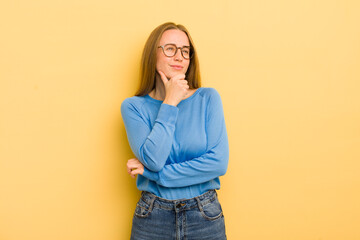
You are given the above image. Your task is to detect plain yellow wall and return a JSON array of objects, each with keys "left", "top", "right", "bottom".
[{"left": 1, "top": 0, "right": 359, "bottom": 239}]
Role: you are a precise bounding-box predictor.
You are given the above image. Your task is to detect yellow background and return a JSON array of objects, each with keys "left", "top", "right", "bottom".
[{"left": 1, "top": 0, "right": 359, "bottom": 239}]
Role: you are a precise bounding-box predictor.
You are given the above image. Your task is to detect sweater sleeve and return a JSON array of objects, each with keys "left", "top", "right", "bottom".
[
  {"left": 121, "top": 99, "right": 179, "bottom": 172},
  {"left": 142, "top": 89, "right": 229, "bottom": 187}
]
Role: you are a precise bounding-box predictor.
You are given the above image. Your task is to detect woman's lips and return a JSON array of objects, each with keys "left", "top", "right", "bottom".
[{"left": 170, "top": 65, "right": 183, "bottom": 70}]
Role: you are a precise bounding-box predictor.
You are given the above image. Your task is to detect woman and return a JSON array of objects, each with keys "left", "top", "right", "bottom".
[{"left": 121, "top": 22, "right": 229, "bottom": 240}]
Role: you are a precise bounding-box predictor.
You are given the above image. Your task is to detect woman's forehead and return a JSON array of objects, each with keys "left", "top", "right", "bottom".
[{"left": 160, "top": 29, "right": 190, "bottom": 46}]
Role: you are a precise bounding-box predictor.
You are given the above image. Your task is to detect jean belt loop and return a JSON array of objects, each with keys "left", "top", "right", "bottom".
[
  {"left": 148, "top": 193, "right": 156, "bottom": 211},
  {"left": 195, "top": 196, "right": 203, "bottom": 212}
]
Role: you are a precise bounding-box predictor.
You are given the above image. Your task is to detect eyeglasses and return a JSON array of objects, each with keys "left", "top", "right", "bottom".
[{"left": 158, "top": 44, "right": 192, "bottom": 59}]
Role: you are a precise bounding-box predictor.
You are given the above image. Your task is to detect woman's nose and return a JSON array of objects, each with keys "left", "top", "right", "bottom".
[{"left": 174, "top": 49, "right": 183, "bottom": 61}]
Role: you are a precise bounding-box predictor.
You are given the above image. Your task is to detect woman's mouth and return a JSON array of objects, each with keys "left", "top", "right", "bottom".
[{"left": 170, "top": 65, "right": 183, "bottom": 70}]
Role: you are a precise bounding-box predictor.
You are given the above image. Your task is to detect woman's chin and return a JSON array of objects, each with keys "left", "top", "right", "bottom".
[{"left": 166, "top": 71, "right": 186, "bottom": 79}]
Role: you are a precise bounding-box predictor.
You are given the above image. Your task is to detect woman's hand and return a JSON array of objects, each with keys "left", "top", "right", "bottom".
[
  {"left": 126, "top": 158, "right": 144, "bottom": 178},
  {"left": 158, "top": 70, "right": 189, "bottom": 106}
]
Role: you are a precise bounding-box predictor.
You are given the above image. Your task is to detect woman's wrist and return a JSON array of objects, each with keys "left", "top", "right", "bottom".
[{"left": 163, "top": 97, "right": 178, "bottom": 106}]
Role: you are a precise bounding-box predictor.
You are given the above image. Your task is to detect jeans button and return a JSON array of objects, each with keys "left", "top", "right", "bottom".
[{"left": 176, "top": 203, "right": 185, "bottom": 208}]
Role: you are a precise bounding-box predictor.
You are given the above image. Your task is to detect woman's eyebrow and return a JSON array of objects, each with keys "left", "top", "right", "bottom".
[{"left": 164, "top": 43, "right": 190, "bottom": 47}]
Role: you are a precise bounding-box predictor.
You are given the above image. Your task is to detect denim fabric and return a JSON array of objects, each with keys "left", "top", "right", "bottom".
[{"left": 130, "top": 190, "right": 226, "bottom": 240}]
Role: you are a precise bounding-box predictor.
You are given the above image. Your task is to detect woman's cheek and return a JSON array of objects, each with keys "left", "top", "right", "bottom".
[{"left": 157, "top": 60, "right": 170, "bottom": 72}]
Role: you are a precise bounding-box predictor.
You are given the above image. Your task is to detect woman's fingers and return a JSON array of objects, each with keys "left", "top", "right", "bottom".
[
  {"left": 172, "top": 74, "right": 186, "bottom": 81},
  {"left": 130, "top": 168, "right": 143, "bottom": 178},
  {"left": 127, "top": 159, "right": 137, "bottom": 173},
  {"left": 158, "top": 70, "right": 169, "bottom": 85},
  {"left": 180, "top": 80, "right": 189, "bottom": 88},
  {"left": 126, "top": 158, "right": 137, "bottom": 173},
  {"left": 127, "top": 158, "right": 144, "bottom": 178},
  {"left": 158, "top": 71, "right": 187, "bottom": 87}
]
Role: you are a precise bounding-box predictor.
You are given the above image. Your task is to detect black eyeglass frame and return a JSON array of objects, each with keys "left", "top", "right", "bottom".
[{"left": 158, "top": 44, "right": 193, "bottom": 59}]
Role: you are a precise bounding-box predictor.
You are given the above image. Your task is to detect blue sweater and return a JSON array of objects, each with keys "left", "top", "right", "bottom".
[{"left": 121, "top": 87, "right": 229, "bottom": 200}]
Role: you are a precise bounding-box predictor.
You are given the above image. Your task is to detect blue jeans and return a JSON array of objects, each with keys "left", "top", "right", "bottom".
[{"left": 130, "top": 190, "right": 226, "bottom": 240}]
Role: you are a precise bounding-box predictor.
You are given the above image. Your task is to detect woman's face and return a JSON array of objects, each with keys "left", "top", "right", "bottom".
[{"left": 156, "top": 29, "right": 190, "bottom": 79}]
